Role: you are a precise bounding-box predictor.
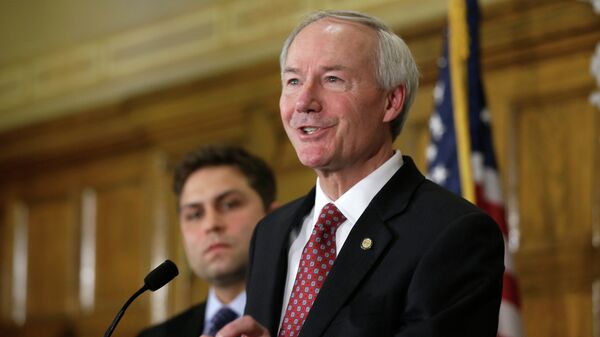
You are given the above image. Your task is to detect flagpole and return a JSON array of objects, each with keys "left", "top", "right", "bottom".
[
  {"left": 429, "top": 2, "right": 525, "bottom": 335},
  {"left": 448, "top": 0, "right": 475, "bottom": 203}
]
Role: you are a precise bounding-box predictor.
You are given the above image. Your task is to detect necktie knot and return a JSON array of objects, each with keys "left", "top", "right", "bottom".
[
  {"left": 317, "top": 203, "right": 346, "bottom": 232},
  {"left": 208, "top": 307, "right": 238, "bottom": 336}
]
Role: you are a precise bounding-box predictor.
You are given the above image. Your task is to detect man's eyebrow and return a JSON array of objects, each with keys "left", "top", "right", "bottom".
[
  {"left": 214, "top": 189, "right": 242, "bottom": 204},
  {"left": 282, "top": 67, "right": 300, "bottom": 75},
  {"left": 179, "top": 189, "right": 241, "bottom": 211},
  {"left": 283, "top": 65, "right": 349, "bottom": 75},
  {"left": 322, "top": 65, "right": 349, "bottom": 72}
]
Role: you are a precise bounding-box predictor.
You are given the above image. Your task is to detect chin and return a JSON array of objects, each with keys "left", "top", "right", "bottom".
[
  {"left": 210, "top": 266, "right": 246, "bottom": 287},
  {"left": 298, "top": 156, "right": 328, "bottom": 170},
  {"left": 295, "top": 146, "right": 331, "bottom": 168}
]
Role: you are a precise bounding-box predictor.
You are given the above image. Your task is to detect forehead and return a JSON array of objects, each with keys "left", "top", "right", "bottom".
[
  {"left": 181, "top": 166, "right": 251, "bottom": 198},
  {"left": 286, "top": 18, "right": 378, "bottom": 64}
]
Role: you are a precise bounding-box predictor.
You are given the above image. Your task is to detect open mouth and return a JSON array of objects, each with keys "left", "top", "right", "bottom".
[{"left": 301, "top": 127, "right": 320, "bottom": 135}]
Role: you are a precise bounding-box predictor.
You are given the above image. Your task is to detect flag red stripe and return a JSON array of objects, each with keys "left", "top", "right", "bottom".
[
  {"left": 474, "top": 184, "right": 508, "bottom": 235},
  {"left": 502, "top": 271, "right": 522, "bottom": 307}
]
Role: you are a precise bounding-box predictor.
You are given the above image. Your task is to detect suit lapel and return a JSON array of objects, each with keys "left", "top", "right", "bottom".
[
  {"left": 263, "top": 189, "right": 317, "bottom": 335},
  {"left": 299, "top": 157, "right": 425, "bottom": 337},
  {"left": 299, "top": 207, "right": 392, "bottom": 337},
  {"left": 193, "top": 303, "right": 206, "bottom": 337}
]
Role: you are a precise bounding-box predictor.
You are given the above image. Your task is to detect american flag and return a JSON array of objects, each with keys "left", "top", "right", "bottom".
[{"left": 426, "top": 1, "right": 524, "bottom": 336}]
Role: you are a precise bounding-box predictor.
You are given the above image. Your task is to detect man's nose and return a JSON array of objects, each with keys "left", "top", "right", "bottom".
[
  {"left": 295, "top": 80, "right": 322, "bottom": 113},
  {"left": 203, "top": 208, "right": 225, "bottom": 232}
]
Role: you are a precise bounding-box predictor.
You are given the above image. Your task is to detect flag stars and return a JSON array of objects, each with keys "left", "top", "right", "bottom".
[
  {"left": 433, "top": 80, "right": 445, "bottom": 104},
  {"left": 426, "top": 144, "right": 438, "bottom": 162},
  {"left": 429, "top": 113, "right": 445, "bottom": 140},
  {"left": 437, "top": 56, "right": 448, "bottom": 69},
  {"left": 430, "top": 165, "right": 449, "bottom": 185},
  {"left": 480, "top": 108, "right": 491, "bottom": 124}
]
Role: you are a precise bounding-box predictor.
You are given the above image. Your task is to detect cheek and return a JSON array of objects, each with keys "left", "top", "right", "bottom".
[
  {"left": 180, "top": 225, "right": 203, "bottom": 246},
  {"left": 280, "top": 90, "right": 301, "bottom": 116},
  {"left": 228, "top": 211, "right": 262, "bottom": 236},
  {"left": 279, "top": 93, "right": 290, "bottom": 112},
  {"left": 345, "top": 96, "right": 384, "bottom": 127},
  {"left": 280, "top": 101, "right": 293, "bottom": 124}
]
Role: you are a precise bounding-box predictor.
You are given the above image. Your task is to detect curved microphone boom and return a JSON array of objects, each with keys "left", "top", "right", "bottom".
[{"left": 104, "top": 260, "right": 179, "bottom": 337}]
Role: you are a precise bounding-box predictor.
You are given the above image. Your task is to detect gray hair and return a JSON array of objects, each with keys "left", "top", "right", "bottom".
[{"left": 280, "top": 10, "right": 420, "bottom": 140}]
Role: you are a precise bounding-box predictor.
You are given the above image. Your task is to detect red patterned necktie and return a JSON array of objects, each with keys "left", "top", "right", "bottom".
[{"left": 278, "top": 203, "right": 346, "bottom": 337}]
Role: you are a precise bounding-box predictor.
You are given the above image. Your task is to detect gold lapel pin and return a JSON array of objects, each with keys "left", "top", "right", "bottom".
[{"left": 361, "top": 238, "right": 373, "bottom": 250}]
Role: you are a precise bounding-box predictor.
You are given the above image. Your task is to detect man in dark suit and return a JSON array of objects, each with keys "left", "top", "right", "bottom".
[
  {"left": 138, "top": 144, "right": 277, "bottom": 337},
  {"left": 212, "top": 10, "right": 504, "bottom": 337}
]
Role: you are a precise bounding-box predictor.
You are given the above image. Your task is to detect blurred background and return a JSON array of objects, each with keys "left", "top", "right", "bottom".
[{"left": 0, "top": 0, "right": 599, "bottom": 336}]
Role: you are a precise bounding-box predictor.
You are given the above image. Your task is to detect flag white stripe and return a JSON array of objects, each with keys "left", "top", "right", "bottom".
[
  {"left": 471, "top": 151, "right": 503, "bottom": 204},
  {"left": 481, "top": 167, "right": 503, "bottom": 204},
  {"left": 503, "top": 235, "right": 515, "bottom": 274},
  {"left": 498, "top": 301, "right": 524, "bottom": 337}
]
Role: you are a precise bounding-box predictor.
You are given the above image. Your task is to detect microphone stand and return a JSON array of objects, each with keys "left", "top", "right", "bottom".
[
  {"left": 103, "top": 285, "right": 148, "bottom": 337},
  {"left": 102, "top": 259, "right": 178, "bottom": 337}
]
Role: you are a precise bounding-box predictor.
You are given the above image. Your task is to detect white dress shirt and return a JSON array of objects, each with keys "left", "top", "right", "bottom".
[
  {"left": 203, "top": 288, "right": 246, "bottom": 335},
  {"left": 279, "top": 150, "right": 404, "bottom": 328}
]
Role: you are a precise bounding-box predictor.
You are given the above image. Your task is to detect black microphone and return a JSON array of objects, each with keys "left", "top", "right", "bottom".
[
  {"left": 144, "top": 259, "right": 179, "bottom": 291},
  {"left": 104, "top": 260, "right": 179, "bottom": 337}
]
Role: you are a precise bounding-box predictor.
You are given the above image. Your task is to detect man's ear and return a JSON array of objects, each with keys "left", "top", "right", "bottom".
[
  {"left": 382, "top": 85, "right": 406, "bottom": 123},
  {"left": 268, "top": 201, "right": 279, "bottom": 212}
]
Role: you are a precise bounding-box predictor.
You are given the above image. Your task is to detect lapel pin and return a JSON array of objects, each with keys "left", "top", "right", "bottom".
[{"left": 361, "top": 238, "right": 373, "bottom": 250}]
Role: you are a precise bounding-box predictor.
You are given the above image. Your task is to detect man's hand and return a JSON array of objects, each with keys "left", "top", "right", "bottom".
[{"left": 200, "top": 315, "right": 271, "bottom": 337}]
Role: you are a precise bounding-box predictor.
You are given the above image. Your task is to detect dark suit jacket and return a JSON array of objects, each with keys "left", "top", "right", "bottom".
[
  {"left": 137, "top": 302, "right": 205, "bottom": 337},
  {"left": 245, "top": 156, "right": 504, "bottom": 337}
]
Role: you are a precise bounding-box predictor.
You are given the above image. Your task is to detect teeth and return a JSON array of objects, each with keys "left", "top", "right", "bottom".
[{"left": 303, "top": 127, "right": 318, "bottom": 134}]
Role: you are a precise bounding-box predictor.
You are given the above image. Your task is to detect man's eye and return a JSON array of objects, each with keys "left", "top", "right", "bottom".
[
  {"left": 287, "top": 78, "right": 299, "bottom": 86},
  {"left": 184, "top": 211, "right": 202, "bottom": 221},
  {"left": 326, "top": 76, "right": 340, "bottom": 83},
  {"left": 221, "top": 199, "right": 242, "bottom": 211}
]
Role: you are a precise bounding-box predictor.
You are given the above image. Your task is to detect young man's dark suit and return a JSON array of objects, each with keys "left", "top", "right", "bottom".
[
  {"left": 137, "top": 302, "right": 205, "bottom": 337},
  {"left": 245, "top": 156, "right": 505, "bottom": 337}
]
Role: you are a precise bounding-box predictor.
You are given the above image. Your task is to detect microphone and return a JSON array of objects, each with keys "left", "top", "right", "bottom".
[
  {"left": 103, "top": 260, "right": 179, "bottom": 337},
  {"left": 144, "top": 259, "right": 179, "bottom": 291}
]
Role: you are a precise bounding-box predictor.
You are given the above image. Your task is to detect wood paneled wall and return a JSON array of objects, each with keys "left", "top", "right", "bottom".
[{"left": 0, "top": 1, "right": 599, "bottom": 336}]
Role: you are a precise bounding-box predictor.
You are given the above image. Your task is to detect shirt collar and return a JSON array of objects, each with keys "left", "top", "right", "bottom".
[
  {"left": 204, "top": 288, "right": 246, "bottom": 324},
  {"left": 314, "top": 150, "right": 403, "bottom": 224}
]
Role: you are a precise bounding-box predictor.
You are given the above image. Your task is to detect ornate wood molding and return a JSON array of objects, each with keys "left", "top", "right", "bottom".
[{"left": 0, "top": 0, "right": 488, "bottom": 133}]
